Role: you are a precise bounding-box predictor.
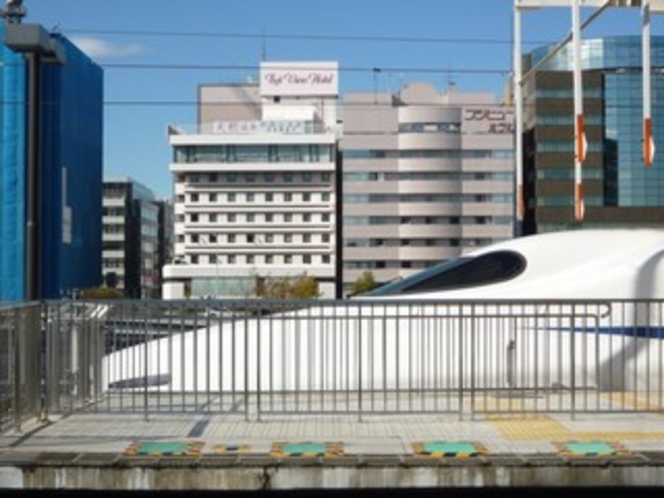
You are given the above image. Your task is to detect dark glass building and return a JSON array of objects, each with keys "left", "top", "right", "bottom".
[
  {"left": 102, "top": 178, "right": 161, "bottom": 299},
  {"left": 0, "top": 27, "right": 103, "bottom": 300},
  {"left": 522, "top": 36, "right": 664, "bottom": 234}
]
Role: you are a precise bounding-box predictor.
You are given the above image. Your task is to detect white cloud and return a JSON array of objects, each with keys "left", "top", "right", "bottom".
[{"left": 70, "top": 36, "right": 148, "bottom": 58}]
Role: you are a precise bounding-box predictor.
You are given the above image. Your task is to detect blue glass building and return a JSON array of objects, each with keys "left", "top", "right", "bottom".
[
  {"left": 0, "top": 27, "right": 103, "bottom": 300},
  {"left": 523, "top": 36, "right": 664, "bottom": 234}
]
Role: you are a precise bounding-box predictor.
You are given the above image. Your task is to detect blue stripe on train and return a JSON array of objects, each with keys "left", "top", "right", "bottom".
[{"left": 550, "top": 327, "right": 664, "bottom": 339}]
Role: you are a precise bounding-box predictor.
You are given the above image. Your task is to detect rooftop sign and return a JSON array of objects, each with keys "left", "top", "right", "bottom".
[{"left": 260, "top": 61, "right": 339, "bottom": 97}]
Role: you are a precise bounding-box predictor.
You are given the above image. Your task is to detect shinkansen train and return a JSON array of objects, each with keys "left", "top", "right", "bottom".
[{"left": 103, "top": 229, "right": 664, "bottom": 394}]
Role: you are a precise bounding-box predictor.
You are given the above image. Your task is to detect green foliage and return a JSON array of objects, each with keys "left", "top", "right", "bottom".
[
  {"left": 79, "top": 286, "right": 124, "bottom": 300},
  {"left": 255, "top": 274, "right": 320, "bottom": 300},
  {"left": 349, "top": 270, "right": 379, "bottom": 297}
]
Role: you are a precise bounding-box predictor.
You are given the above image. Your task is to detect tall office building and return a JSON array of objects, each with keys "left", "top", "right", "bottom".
[
  {"left": 156, "top": 198, "right": 175, "bottom": 294},
  {"left": 341, "top": 83, "right": 515, "bottom": 292},
  {"left": 102, "top": 178, "right": 160, "bottom": 299},
  {"left": 0, "top": 26, "right": 103, "bottom": 300},
  {"left": 522, "top": 36, "right": 664, "bottom": 234},
  {"left": 163, "top": 62, "right": 340, "bottom": 299}
]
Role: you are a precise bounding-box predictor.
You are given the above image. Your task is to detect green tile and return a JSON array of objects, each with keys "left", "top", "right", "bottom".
[
  {"left": 564, "top": 441, "right": 615, "bottom": 455},
  {"left": 282, "top": 442, "right": 327, "bottom": 456}
]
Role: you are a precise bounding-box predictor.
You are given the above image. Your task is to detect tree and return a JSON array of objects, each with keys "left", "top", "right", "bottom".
[
  {"left": 79, "top": 286, "right": 124, "bottom": 300},
  {"left": 255, "top": 273, "right": 320, "bottom": 300},
  {"left": 349, "top": 270, "right": 379, "bottom": 297}
]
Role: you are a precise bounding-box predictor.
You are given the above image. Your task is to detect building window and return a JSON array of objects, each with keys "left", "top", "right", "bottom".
[
  {"left": 228, "top": 193, "right": 236, "bottom": 202},
  {"left": 303, "top": 255, "right": 312, "bottom": 264},
  {"left": 228, "top": 234, "right": 236, "bottom": 243},
  {"left": 285, "top": 255, "right": 292, "bottom": 264}
]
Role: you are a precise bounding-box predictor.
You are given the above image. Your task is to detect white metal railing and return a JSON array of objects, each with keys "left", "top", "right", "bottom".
[
  {"left": 29, "top": 298, "right": 664, "bottom": 421},
  {"left": 1, "top": 299, "right": 663, "bottom": 425},
  {"left": 0, "top": 303, "right": 42, "bottom": 433}
]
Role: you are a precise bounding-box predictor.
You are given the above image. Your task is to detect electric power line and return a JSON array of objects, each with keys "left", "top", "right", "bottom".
[{"left": 61, "top": 28, "right": 551, "bottom": 47}]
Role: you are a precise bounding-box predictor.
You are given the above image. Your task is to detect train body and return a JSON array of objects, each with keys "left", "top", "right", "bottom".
[{"left": 104, "top": 229, "right": 664, "bottom": 394}]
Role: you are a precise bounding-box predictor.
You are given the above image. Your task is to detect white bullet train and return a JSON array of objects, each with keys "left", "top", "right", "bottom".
[{"left": 103, "top": 229, "right": 664, "bottom": 394}]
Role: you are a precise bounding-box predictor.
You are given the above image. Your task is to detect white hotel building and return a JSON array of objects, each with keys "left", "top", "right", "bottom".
[{"left": 163, "top": 62, "right": 340, "bottom": 299}]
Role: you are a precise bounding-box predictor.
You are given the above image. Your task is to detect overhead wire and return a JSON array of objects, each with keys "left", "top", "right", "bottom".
[{"left": 59, "top": 27, "right": 552, "bottom": 47}]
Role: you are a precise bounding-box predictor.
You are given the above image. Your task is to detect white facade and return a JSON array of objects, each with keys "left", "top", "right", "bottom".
[{"left": 163, "top": 62, "right": 340, "bottom": 299}]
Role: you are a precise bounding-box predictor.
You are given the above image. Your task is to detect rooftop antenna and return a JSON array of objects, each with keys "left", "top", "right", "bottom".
[
  {"left": 0, "top": 0, "right": 26, "bottom": 24},
  {"left": 446, "top": 70, "right": 457, "bottom": 93},
  {"left": 261, "top": 28, "right": 267, "bottom": 61}
]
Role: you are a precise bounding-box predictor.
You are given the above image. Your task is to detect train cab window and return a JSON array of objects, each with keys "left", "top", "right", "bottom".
[{"left": 366, "top": 250, "right": 526, "bottom": 296}]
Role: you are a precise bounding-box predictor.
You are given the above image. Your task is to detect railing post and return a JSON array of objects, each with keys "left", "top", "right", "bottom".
[{"left": 12, "top": 307, "right": 21, "bottom": 433}]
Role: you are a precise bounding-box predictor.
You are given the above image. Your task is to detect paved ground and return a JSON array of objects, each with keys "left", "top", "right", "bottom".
[{"left": 2, "top": 396, "right": 664, "bottom": 459}]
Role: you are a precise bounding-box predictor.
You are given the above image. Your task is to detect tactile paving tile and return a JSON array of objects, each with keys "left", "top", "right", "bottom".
[
  {"left": 554, "top": 440, "right": 631, "bottom": 458},
  {"left": 270, "top": 441, "right": 344, "bottom": 458},
  {"left": 209, "top": 443, "right": 251, "bottom": 455},
  {"left": 412, "top": 440, "right": 489, "bottom": 458},
  {"left": 123, "top": 440, "right": 204, "bottom": 457}
]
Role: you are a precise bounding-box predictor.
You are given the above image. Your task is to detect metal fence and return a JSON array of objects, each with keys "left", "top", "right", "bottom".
[
  {"left": 3, "top": 299, "right": 664, "bottom": 424},
  {"left": 0, "top": 303, "right": 42, "bottom": 433}
]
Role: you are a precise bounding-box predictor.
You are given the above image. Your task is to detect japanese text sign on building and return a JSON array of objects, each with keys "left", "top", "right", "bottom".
[{"left": 462, "top": 108, "right": 514, "bottom": 135}]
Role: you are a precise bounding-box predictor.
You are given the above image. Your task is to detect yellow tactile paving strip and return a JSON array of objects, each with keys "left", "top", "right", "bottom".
[
  {"left": 210, "top": 444, "right": 251, "bottom": 455},
  {"left": 480, "top": 394, "right": 664, "bottom": 441}
]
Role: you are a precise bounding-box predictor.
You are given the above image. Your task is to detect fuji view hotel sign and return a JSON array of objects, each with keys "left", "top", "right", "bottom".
[{"left": 260, "top": 61, "right": 339, "bottom": 97}]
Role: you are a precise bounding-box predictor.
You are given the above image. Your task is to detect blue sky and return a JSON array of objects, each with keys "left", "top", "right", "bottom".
[{"left": 24, "top": 0, "right": 664, "bottom": 198}]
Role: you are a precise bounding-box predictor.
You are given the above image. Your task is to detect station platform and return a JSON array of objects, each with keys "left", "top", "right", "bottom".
[{"left": 2, "top": 406, "right": 664, "bottom": 491}]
